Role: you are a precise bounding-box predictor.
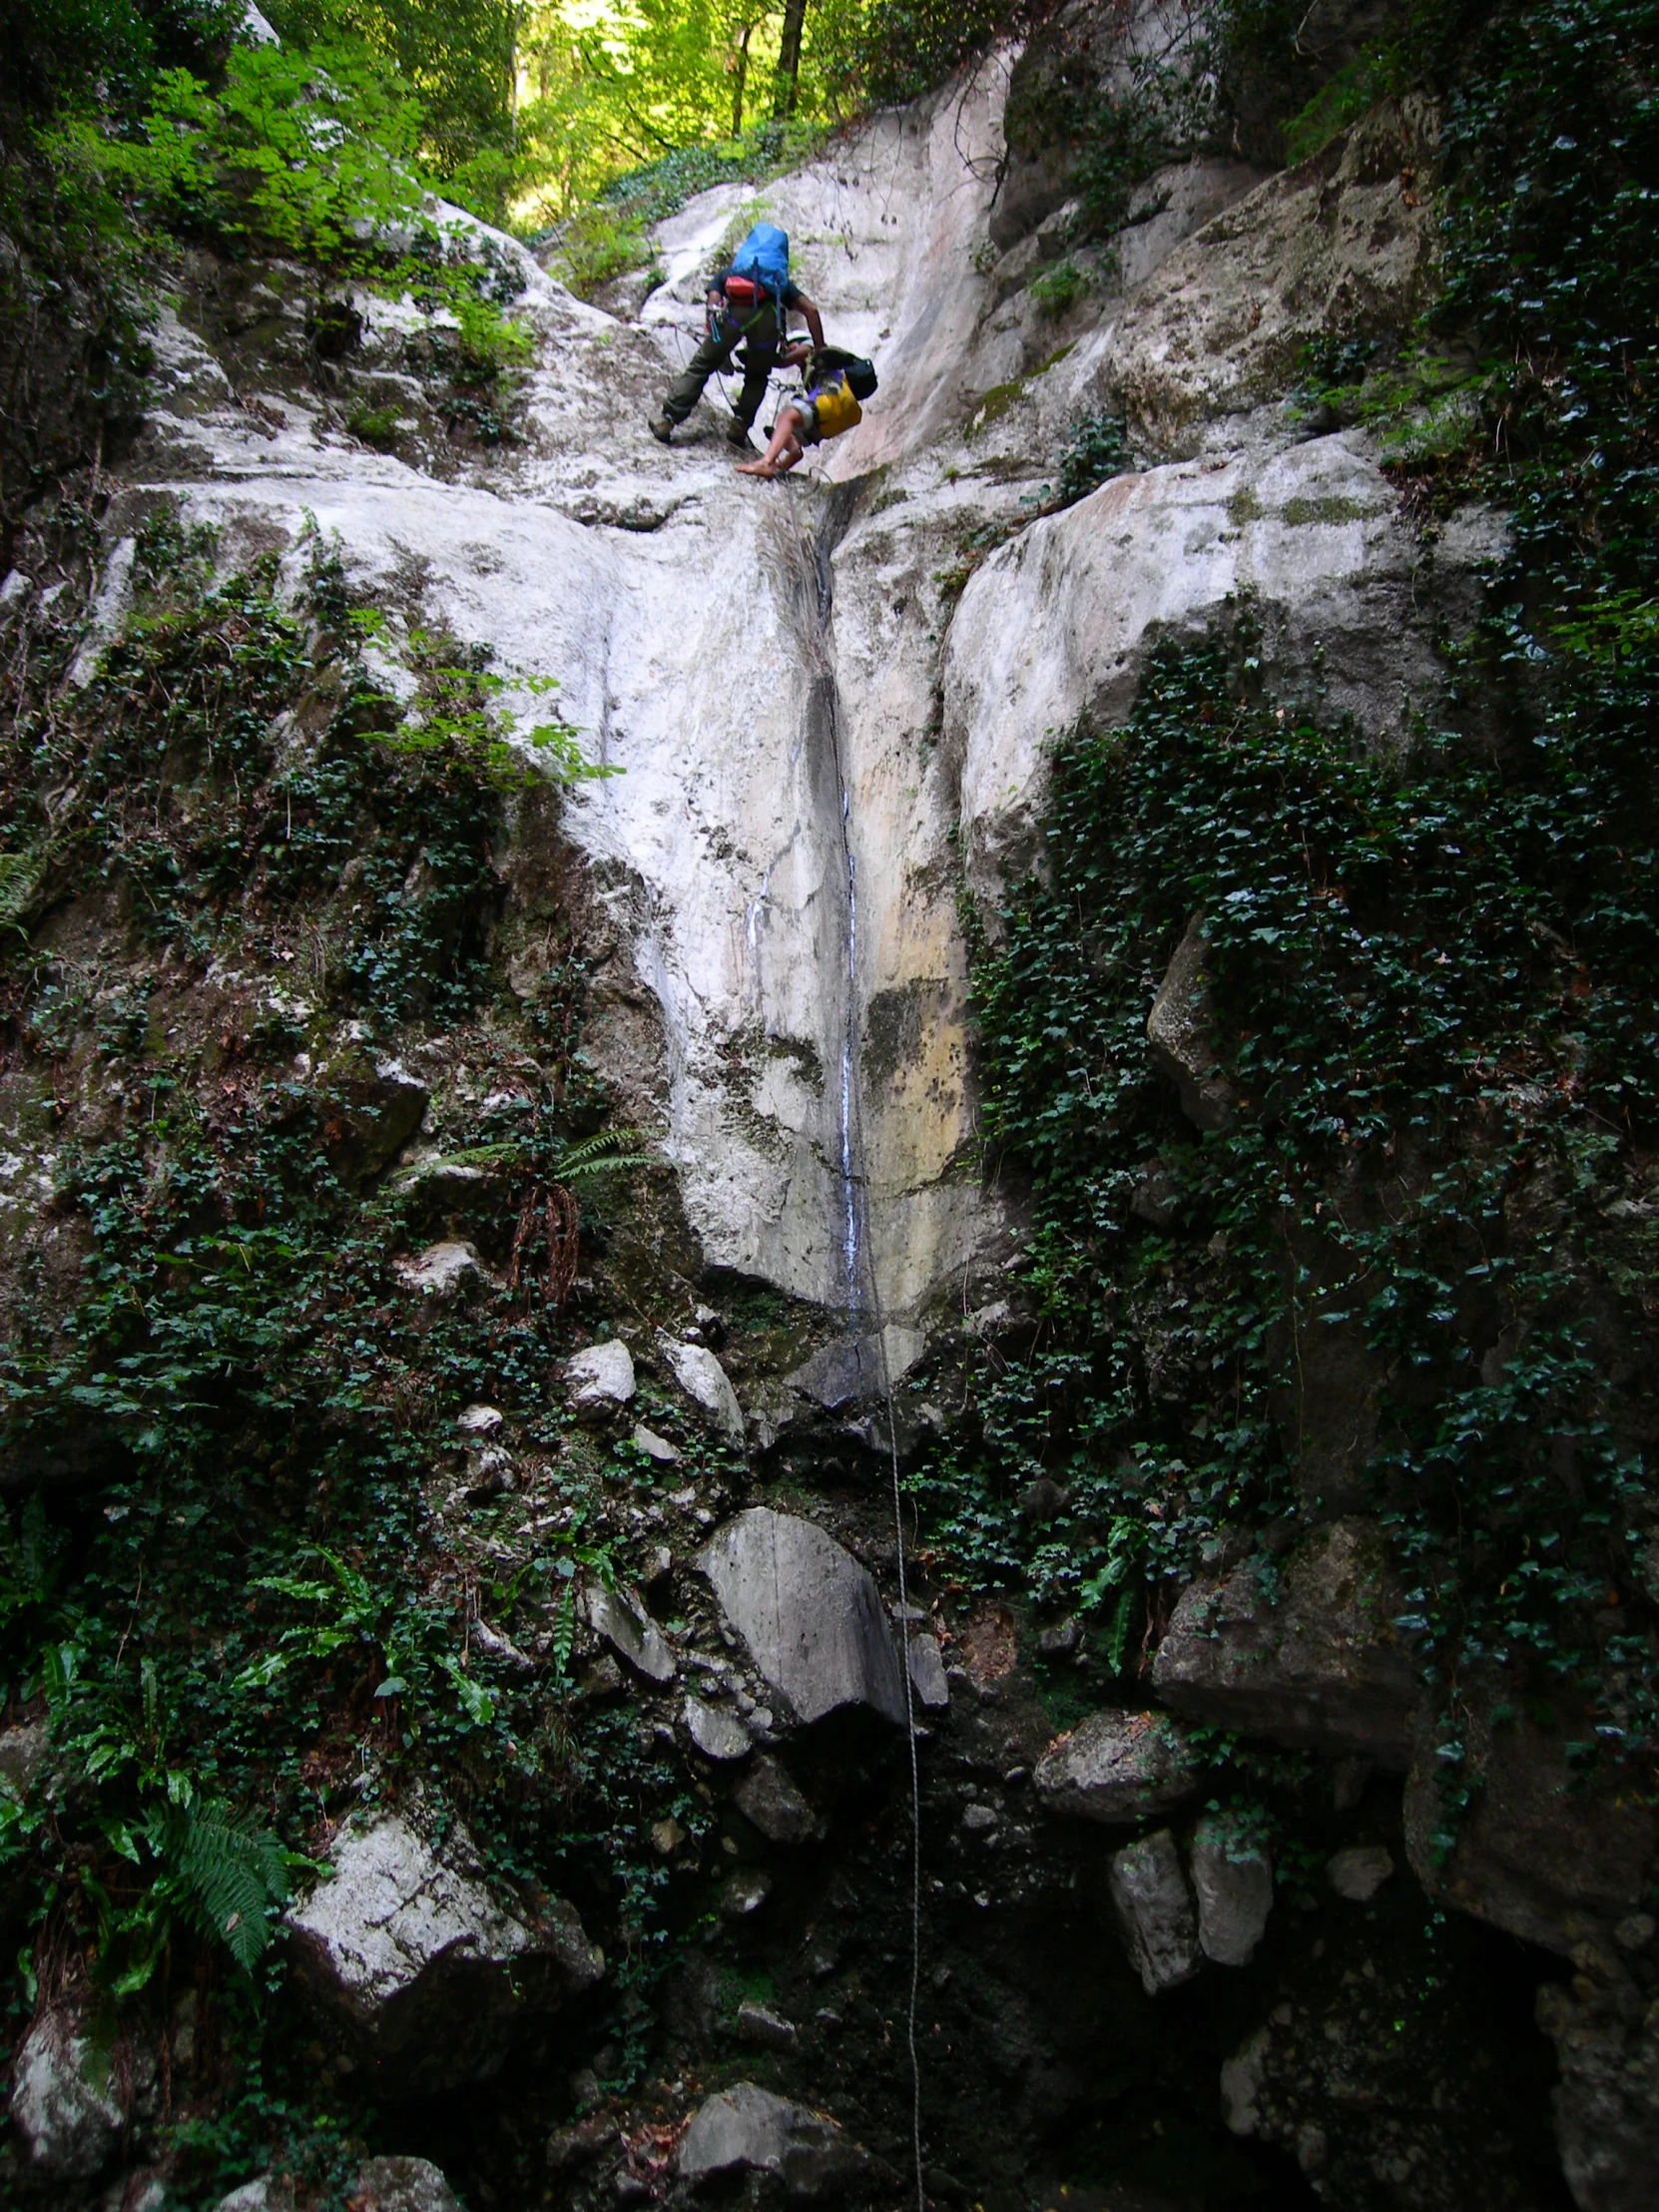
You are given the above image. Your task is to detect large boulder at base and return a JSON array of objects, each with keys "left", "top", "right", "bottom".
[
  {"left": 285, "top": 1814, "right": 602, "bottom": 2088},
  {"left": 698, "top": 1508, "right": 905, "bottom": 1726},
  {"left": 678, "top": 2082, "right": 872, "bottom": 2197},
  {"left": 1151, "top": 1518, "right": 1418, "bottom": 1766},
  {"left": 1147, "top": 916, "right": 1232, "bottom": 1131},
  {"left": 1537, "top": 1973, "right": 1659, "bottom": 2212},
  {"left": 1403, "top": 1694, "right": 1658, "bottom": 1954},
  {"left": 1033, "top": 1708, "right": 1202, "bottom": 1824},
  {"left": 8, "top": 1997, "right": 127, "bottom": 2180},
  {"left": 1190, "top": 1812, "right": 1274, "bottom": 1966},
  {"left": 1109, "top": 1829, "right": 1201, "bottom": 1994}
]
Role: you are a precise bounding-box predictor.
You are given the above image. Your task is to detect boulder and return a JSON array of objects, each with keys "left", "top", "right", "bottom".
[
  {"left": 906, "top": 1628, "right": 950, "bottom": 1710},
  {"left": 564, "top": 1339, "right": 636, "bottom": 1414},
  {"left": 684, "top": 1695, "right": 753, "bottom": 1761},
  {"left": 733, "top": 1755, "right": 820, "bottom": 1843},
  {"left": 1190, "top": 1813, "right": 1274, "bottom": 1966},
  {"left": 1537, "top": 1973, "right": 1659, "bottom": 2212},
  {"left": 632, "top": 1423, "right": 680, "bottom": 1462},
  {"left": 9, "top": 1997, "right": 126, "bottom": 2181},
  {"left": 0, "top": 1718, "right": 49, "bottom": 1802},
  {"left": 1327, "top": 1844, "right": 1393, "bottom": 1903},
  {"left": 1109, "top": 1829, "right": 1201, "bottom": 1994},
  {"left": 738, "top": 1998, "right": 800, "bottom": 2051},
  {"left": 659, "top": 1335, "right": 745, "bottom": 1440},
  {"left": 319, "top": 1052, "right": 428, "bottom": 1183},
  {"left": 584, "top": 1581, "right": 675, "bottom": 1682},
  {"left": 285, "top": 1814, "right": 602, "bottom": 2088},
  {"left": 214, "top": 2184, "right": 287, "bottom": 2212},
  {"left": 678, "top": 2081, "right": 871, "bottom": 2197},
  {"left": 1146, "top": 917, "right": 1232, "bottom": 1132},
  {"left": 393, "top": 1241, "right": 483, "bottom": 1301},
  {"left": 698, "top": 1508, "right": 906, "bottom": 1727},
  {"left": 1033, "top": 1708, "right": 1202, "bottom": 1824},
  {"left": 721, "top": 1868, "right": 772, "bottom": 1918},
  {"left": 1150, "top": 1519, "right": 1418, "bottom": 1767},
  {"left": 214, "top": 2160, "right": 463, "bottom": 2212},
  {"left": 790, "top": 1324, "right": 927, "bottom": 1410},
  {"left": 350, "top": 2159, "right": 467, "bottom": 2212},
  {"left": 1403, "top": 1695, "right": 1658, "bottom": 1955}
]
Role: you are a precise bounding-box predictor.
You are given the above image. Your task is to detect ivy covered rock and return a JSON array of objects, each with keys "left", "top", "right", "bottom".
[
  {"left": 1402, "top": 1694, "right": 1658, "bottom": 1955},
  {"left": 1146, "top": 915, "right": 1232, "bottom": 1131},
  {"left": 1151, "top": 1520, "right": 1419, "bottom": 1767},
  {"left": 285, "top": 1814, "right": 603, "bottom": 2088},
  {"left": 1033, "top": 1708, "right": 1202, "bottom": 1824}
]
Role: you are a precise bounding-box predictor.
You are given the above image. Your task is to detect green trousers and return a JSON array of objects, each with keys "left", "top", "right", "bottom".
[{"left": 661, "top": 313, "right": 781, "bottom": 430}]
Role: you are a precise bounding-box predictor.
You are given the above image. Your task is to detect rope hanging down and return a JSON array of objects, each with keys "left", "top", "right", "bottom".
[{"left": 790, "top": 489, "right": 927, "bottom": 2212}]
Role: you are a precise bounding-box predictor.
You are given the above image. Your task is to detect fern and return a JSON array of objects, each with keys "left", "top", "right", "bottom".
[
  {"left": 0, "top": 850, "right": 42, "bottom": 929},
  {"left": 149, "top": 1801, "right": 290, "bottom": 1972},
  {"left": 550, "top": 1129, "right": 652, "bottom": 1182}
]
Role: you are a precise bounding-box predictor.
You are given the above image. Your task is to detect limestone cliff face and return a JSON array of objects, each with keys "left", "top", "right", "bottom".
[{"left": 80, "top": 43, "right": 1484, "bottom": 1334}]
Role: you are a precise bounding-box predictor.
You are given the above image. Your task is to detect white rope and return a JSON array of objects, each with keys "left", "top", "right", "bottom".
[{"left": 788, "top": 490, "right": 926, "bottom": 2212}]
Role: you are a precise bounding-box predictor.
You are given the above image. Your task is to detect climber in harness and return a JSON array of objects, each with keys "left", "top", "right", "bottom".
[
  {"left": 735, "top": 347, "right": 879, "bottom": 478},
  {"left": 649, "top": 222, "right": 826, "bottom": 451}
]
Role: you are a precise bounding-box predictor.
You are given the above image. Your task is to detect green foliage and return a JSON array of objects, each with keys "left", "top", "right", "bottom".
[
  {"left": 455, "top": 294, "right": 535, "bottom": 373},
  {"left": 345, "top": 397, "right": 404, "bottom": 448},
  {"left": 0, "top": 0, "right": 239, "bottom": 122},
  {"left": 919, "top": 0, "right": 1659, "bottom": 1779},
  {"left": 1028, "top": 257, "right": 1087, "bottom": 317},
  {"left": 1056, "top": 409, "right": 1132, "bottom": 507},
  {"left": 1282, "top": 48, "right": 1391, "bottom": 166},
  {"left": 547, "top": 201, "right": 658, "bottom": 297},
  {"left": 0, "top": 512, "right": 702, "bottom": 2179},
  {"left": 61, "top": 39, "right": 427, "bottom": 264},
  {"left": 843, "top": 0, "right": 1022, "bottom": 108}
]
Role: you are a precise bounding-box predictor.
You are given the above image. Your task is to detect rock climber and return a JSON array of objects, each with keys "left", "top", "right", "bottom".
[
  {"left": 735, "top": 348, "right": 879, "bottom": 479},
  {"left": 648, "top": 222, "right": 826, "bottom": 452}
]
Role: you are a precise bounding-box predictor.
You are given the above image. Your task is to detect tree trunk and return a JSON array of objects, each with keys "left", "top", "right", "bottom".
[
  {"left": 773, "top": 0, "right": 808, "bottom": 120},
  {"left": 731, "top": 22, "right": 753, "bottom": 138}
]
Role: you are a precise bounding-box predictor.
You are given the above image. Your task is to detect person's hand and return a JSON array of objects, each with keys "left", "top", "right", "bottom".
[{"left": 778, "top": 341, "right": 812, "bottom": 367}]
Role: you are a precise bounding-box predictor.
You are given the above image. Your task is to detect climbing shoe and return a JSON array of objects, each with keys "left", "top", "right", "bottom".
[
  {"left": 727, "top": 418, "right": 756, "bottom": 450},
  {"left": 648, "top": 415, "right": 674, "bottom": 444}
]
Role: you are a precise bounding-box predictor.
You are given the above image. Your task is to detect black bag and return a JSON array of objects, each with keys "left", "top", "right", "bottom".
[{"left": 812, "top": 345, "right": 879, "bottom": 400}]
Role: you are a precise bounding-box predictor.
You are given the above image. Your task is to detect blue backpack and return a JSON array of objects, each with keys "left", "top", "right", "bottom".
[{"left": 730, "top": 223, "right": 791, "bottom": 309}]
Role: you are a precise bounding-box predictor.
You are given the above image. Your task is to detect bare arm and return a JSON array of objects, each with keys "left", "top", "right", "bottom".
[{"left": 795, "top": 293, "right": 827, "bottom": 351}]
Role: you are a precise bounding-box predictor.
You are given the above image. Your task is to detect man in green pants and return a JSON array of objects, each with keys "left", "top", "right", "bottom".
[{"left": 650, "top": 259, "right": 827, "bottom": 451}]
